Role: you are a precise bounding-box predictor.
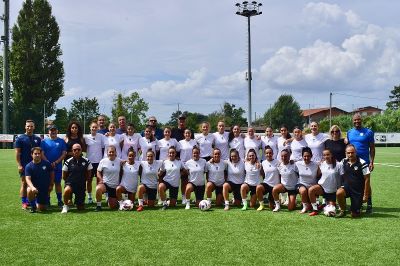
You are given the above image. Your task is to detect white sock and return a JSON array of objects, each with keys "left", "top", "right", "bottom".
[
  {"left": 88, "top": 193, "right": 92, "bottom": 199},
  {"left": 207, "top": 198, "right": 212, "bottom": 204},
  {"left": 259, "top": 201, "right": 264, "bottom": 206},
  {"left": 302, "top": 203, "right": 308, "bottom": 210},
  {"left": 322, "top": 198, "right": 326, "bottom": 205},
  {"left": 186, "top": 201, "right": 190, "bottom": 207},
  {"left": 163, "top": 200, "right": 168, "bottom": 205},
  {"left": 138, "top": 199, "right": 144, "bottom": 206},
  {"left": 242, "top": 199, "right": 247, "bottom": 206},
  {"left": 224, "top": 200, "right": 229, "bottom": 206},
  {"left": 274, "top": 201, "right": 280, "bottom": 207},
  {"left": 182, "top": 195, "right": 186, "bottom": 200},
  {"left": 96, "top": 202, "right": 101, "bottom": 207},
  {"left": 311, "top": 203, "right": 318, "bottom": 211},
  {"left": 119, "top": 200, "right": 123, "bottom": 206}
]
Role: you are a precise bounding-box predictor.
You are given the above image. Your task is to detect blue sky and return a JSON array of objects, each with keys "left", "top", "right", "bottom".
[{"left": 6, "top": 0, "right": 400, "bottom": 123}]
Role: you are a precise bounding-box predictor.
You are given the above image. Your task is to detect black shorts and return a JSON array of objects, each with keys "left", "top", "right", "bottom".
[
  {"left": 226, "top": 181, "right": 242, "bottom": 200},
  {"left": 208, "top": 181, "right": 223, "bottom": 196},
  {"left": 65, "top": 182, "right": 86, "bottom": 206},
  {"left": 144, "top": 185, "right": 157, "bottom": 201},
  {"left": 162, "top": 181, "right": 179, "bottom": 200},
  {"left": 323, "top": 192, "right": 336, "bottom": 202},
  {"left": 189, "top": 182, "right": 205, "bottom": 201},
  {"left": 283, "top": 187, "right": 297, "bottom": 196},
  {"left": 343, "top": 185, "right": 363, "bottom": 212},
  {"left": 295, "top": 183, "right": 309, "bottom": 193},
  {"left": 261, "top": 183, "right": 274, "bottom": 201},
  {"left": 90, "top": 163, "right": 99, "bottom": 178},
  {"left": 105, "top": 183, "right": 117, "bottom": 198},
  {"left": 244, "top": 183, "right": 257, "bottom": 196}
]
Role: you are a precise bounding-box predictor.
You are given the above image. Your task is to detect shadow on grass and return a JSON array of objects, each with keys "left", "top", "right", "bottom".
[{"left": 362, "top": 206, "right": 400, "bottom": 219}]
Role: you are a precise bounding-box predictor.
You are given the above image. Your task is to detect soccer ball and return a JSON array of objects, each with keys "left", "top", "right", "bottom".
[
  {"left": 323, "top": 204, "right": 336, "bottom": 217},
  {"left": 120, "top": 199, "right": 134, "bottom": 211},
  {"left": 199, "top": 200, "right": 211, "bottom": 211}
]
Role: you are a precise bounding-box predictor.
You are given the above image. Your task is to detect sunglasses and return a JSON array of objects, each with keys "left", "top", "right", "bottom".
[
  {"left": 331, "top": 130, "right": 340, "bottom": 133},
  {"left": 73, "top": 148, "right": 81, "bottom": 151},
  {"left": 149, "top": 120, "right": 157, "bottom": 122}
]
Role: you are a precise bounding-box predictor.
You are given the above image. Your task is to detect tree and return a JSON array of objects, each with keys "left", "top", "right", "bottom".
[
  {"left": 263, "top": 94, "right": 304, "bottom": 131},
  {"left": 111, "top": 92, "right": 149, "bottom": 130},
  {"left": 386, "top": 85, "right": 400, "bottom": 110},
  {"left": 10, "top": 0, "right": 64, "bottom": 132},
  {"left": 53, "top": 107, "right": 69, "bottom": 133},
  {"left": 68, "top": 97, "right": 100, "bottom": 134},
  {"left": 318, "top": 114, "right": 353, "bottom": 132},
  {"left": 221, "top": 102, "right": 247, "bottom": 127}
]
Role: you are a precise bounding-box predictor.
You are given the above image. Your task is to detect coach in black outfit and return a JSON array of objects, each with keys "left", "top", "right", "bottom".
[{"left": 171, "top": 114, "right": 193, "bottom": 142}]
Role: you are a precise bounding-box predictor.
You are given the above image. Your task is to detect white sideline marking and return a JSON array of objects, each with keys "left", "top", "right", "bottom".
[{"left": 375, "top": 163, "right": 400, "bottom": 168}]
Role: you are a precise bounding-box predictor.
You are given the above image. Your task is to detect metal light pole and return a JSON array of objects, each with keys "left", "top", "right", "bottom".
[
  {"left": 2, "top": 0, "right": 10, "bottom": 136},
  {"left": 236, "top": 1, "right": 262, "bottom": 127}
]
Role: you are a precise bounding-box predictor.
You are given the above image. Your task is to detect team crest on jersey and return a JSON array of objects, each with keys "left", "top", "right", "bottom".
[
  {"left": 354, "top": 166, "right": 358, "bottom": 170},
  {"left": 42, "top": 166, "right": 46, "bottom": 170},
  {"left": 82, "top": 162, "right": 86, "bottom": 166},
  {"left": 34, "top": 140, "right": 38, "bottom": 143}
]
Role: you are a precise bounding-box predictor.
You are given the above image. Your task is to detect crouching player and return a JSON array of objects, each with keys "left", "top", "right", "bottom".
[
  {"left": 61, "top": 144, "right": 92, "bottom": 213},
  {"left": 336, "top": 144, "right": 370, "bottom": 218},
  {"left": 25, "top": 147, "right": 54, "bottom": 213}
]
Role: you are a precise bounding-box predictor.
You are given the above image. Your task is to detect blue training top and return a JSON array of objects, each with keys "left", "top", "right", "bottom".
[
  {"left": 25, "top": 160, "right": 53, "bottom": 188},
  {"left": 40, "top": 137, "right": 67, "bottom": 171},
  {"left": 14, "top": 134, "right": 42, "bottom": 167},
  {"left": 347, "top": 127, "right": 374, "bottom": 164}
]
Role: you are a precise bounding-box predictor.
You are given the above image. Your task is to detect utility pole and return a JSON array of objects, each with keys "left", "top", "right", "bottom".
[
  {"left": 2, "top": 0, "right": 10, "bottom": 137},
  {"left": 329, "top": 92, "right": 332, "bottom": 129}
]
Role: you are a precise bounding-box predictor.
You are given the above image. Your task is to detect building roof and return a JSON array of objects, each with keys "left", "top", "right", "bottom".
[
  {"left": 353, "top": 106, "right": 382, "bottom": 112},
  {"left": 301, "top": 107, "right": 348, "bottom": 117}
]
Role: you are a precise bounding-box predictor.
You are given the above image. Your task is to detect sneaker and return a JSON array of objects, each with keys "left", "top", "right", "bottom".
[
  {"left": 241, "top": 205, "right": 248, "bottom": 211},
  {"left": 136, "top": 205, "right": 144, "bottom": 212},
  {"left": 351, "top": 211, "right": 361, "bottom": 218},
  {"left": 162, "top": 204, "right": 168, "bottom": 211},
  {"left": 224, "top": 205, "right": 230, "bottom": 211},
  {"left": 157, "top": 199, "right": 163, "bottom": 206},
  {"left": 337, "top": 210, "right": 346, "bottom": 218},
  {"left": 299, "top": 208, "right": 308, "bottom": 214},
  {"left": 257, "top": 205, "right": 264, "bottom": 211},
  {"left": 61, "top": 205, "right": 69, "bottom": 214},
  {"left": 182, "top": 199, "right": 187, "bottom": 205},
  {"left": 272, "top": 205, "right": 280, "bottom": 212},
  {"left": 58, "top": 201, "right": 63, "bottom": 208},
  {"left": 309, "top": 211, "right": 318, "bottom": 216},
  {"left": 366, "top": 205, "right": 373, "bottom": 214},
  {"left": 283, "top": 198, "right": 289, "bottom": 206},
  {"left": 22, "top": 202, "right": 29, "bottom": 210},
  {"left": 29, "top": 206, "right": 37, "bottom": 213},
  {"left": 88, "top": 198, "right": 93, "bottom": 204},
  {"left": 95, "top": 206, "right": 102, "bottom": 212},
  {"left": 185, "top": 204, "right": 190, "bottom": 210}
]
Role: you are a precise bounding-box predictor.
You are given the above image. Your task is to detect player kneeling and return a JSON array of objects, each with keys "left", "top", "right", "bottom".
[
  {"left": 241, "top": 149, "right": 262, "bottom": 210},
  {"left": 61, "top": 144, "right": 92, "bottom": 213},
  {"left": 205, "top": 148, "right": 227, "bottom": 208},
  {"left": 25, "top": 147, "right": 54, "bottom": 213}
]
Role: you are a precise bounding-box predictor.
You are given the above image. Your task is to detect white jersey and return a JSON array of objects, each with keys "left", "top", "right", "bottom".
[
  {"left": 184, "top": 158, "right": 206, "bottom": 186},
  {"left": 139, "top": 160, "right": 162, "bottom": 189},
  {"left": 305, "top": 133, "right": 328, "bottom": 162},
  {"left": 160, "top": 159, "right": 183, "bottom": 188},
  {"left": 319, "top": 161, "right": 342, "bottom": 193},
  {"left": 206, "top": 161, "right": 226, "bottom": 187},
  {"left": 244, "top": 137, "right": 261, "bottom": 158},
  {"left": 213, "top": 132, "right": 230, "bottom": 160},
  {"left": 103, "top": 134, "right": 123, "bottom": 159},
  {"left": 119, "top": 161, "right": 140, "bottom": 193},
  {"left": 178, "top": 139, "right": 197, "bottom": 163},
  {"left": 277, "top": 137, "right": 291, "bottom": 161},
  {"left": 226, "top": 160, "right": 245, "bottom": 184},
  {"left": 158, "top": 138, "right": 180, "bottom": 161},
  {"left": 261, "top": 135, "right": 278, "bottom": 160},
  {"left": 195, "top": 133, "right": 215, "bottom": 158},
  {"left": 138, "top": 137, "right": 159, "bottom": 161},
  {"left": 84, "top": 133, "right": 105, "bottom": 163},
  {"left": 290, "top": 138, "right": 308, "bottom": 162},
  {"left": 261, "top": 159, "right": 280, "bottom": 187},
  {"left": 98, "top": 157, "right": 122, "bottom": 188},
  {"left": 278, "top": 163, "right": 298, "bottom": 190},
  {"left": 121, "top": 133, "right": 141, "bottom": 160},
  {"left": 244, "top": 161, "right": 261, "bottom": 186},
  {"left": 295, "top": 160, "right": 319, "bottom": 188},
  {"left": 229, "top": 136, "right": 245, "bottom": 161}
]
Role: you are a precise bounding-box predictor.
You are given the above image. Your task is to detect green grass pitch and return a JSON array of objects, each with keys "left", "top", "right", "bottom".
[{"left": 0, "top": 148, "right": 399, "bottom": 265}]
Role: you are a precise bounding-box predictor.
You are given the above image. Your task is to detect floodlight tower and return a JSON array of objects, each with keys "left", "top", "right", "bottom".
[
  {"left": 235, "top": 1, "right": 262, "bottom": 127},
  {"left": 1, "top": 0, "right": 10, "bottom": 135}
]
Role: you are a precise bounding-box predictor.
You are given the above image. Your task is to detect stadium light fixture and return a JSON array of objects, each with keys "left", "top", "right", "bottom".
[{"left": 235, "top": 1, "right": 262, "bottom": 127}]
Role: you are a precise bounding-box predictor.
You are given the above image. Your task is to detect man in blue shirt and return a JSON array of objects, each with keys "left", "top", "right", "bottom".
[
  {"left": 14, "top": 120, "right": 42, "bottom": 209},
  {"left": 25, "top": 147, "right": 54, "bottom": 213},
  {"left": 41, "top": 125, "right": 67, "bottom": 207},
  {"left": 347, "top": 113, "right": 375, "bottom": 213},
  {"left": 96, "top": 114, "right": 109, "bottom": 135}
]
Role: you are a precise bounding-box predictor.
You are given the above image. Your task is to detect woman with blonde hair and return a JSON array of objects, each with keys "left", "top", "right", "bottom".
[{"left": 324, "top": 124, "right": 347, "bottom": 162}]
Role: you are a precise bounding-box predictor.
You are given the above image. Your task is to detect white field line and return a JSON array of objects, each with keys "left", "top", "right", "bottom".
[{"left": 375, "top": 163, "right": 400, "bottom": 168}]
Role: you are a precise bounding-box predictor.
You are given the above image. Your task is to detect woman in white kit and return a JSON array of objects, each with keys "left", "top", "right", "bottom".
[
  {"left": 121, "top": 123, "right": 141, "bottom": 160},
  {"left": 95, "top": 146, "right": 122, "bottom": 211},
  {"left": 261, "top": 126, "right": 278, "bottom": 160},
  {"left": 195, "top": 122, "right": 215, "bottom": 161},
  {"left": 205, "top": 148, "right": 227, "bottom": 207},
  {"left": 241, "top": 149, "right": 262, "bottom": 211},
  {"left": 223, "top": 149, "right": 245, "bottom": 210},
  {"left": 178, "top": 129, "right": 197, "bottom": 204},
  {"left": 158, "top": 146, "right": 184, "bottom": 210},
  {"left": 308, "top": 148, "right": 341, "bottom": 216},
  {"left": 256, "top": 145, "right": 280, "bottom": 211},
  {"left": 295, "top": 147, "right": 321, "bottom": 214},
  {"left": 103, "top": 122, "right": 123, "bottom": 159},
  {"left": 243, "top": 127, "right": 261, "bottom": 157},
  {"left": 228, "top": 125, "right": 245, "bottom": 161},
  {"left": 213, "top": 121, "right": 230, "bottom": 160},
  {"left": 305, "top": 121, "right": 328, "bottom": 163},
  {"left": 116, "top": 148, "right": 140, "bottom": 209},
  {"left": 84, "top": 122, "right": 105, "bottom": 204},
  {"left": 289, "top": 126, "right": 308, "bottom": 162},
  {"left": 138, "top": 126, "right": 159, "bottom": 161},
  {"left": 183, "top": 146, "right": 207, "bottom": 209},
  {"left": 158, "top": 127, "right": 180, "bottom": 161}
]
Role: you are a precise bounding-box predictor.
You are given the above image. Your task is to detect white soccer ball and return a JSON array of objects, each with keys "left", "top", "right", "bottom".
[
  {"left": 323, "top": 204, "right": 336, "bottom": 217},
  {"left": 121, "top": 199, "right": 134, "bottom": 211},
  {"left": 199, "top": 200, "right": 211, "bottom": 211}
]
